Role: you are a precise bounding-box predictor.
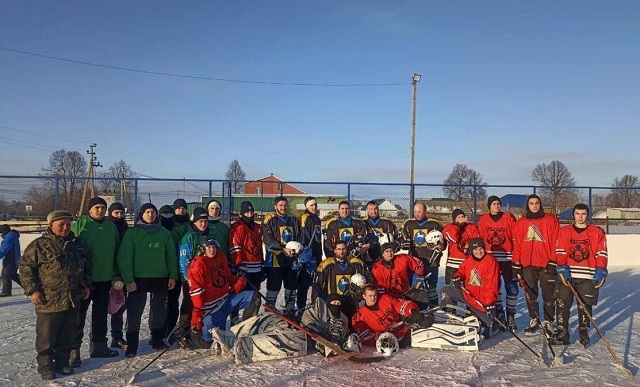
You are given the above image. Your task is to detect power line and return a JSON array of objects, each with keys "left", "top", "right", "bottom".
[
  {"left": 0, "top": 45, "right": 409, "bottom": 87},
  {"left": 0, "top": 135, "right": 82, "bottom": 152},
  {"left": 0, "top": 139, "right": 53, "bottom": 152},
  {"left": 0, "top": 124, "right": 89, "bottom": 145}
]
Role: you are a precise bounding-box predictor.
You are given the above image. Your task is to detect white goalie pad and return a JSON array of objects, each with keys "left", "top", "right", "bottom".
[
  {"left": 411, "top": 308, "right": 481, "bottom": 351},
  {"left": 233, "top": 328, "right": 307, "bottom": 365},
  {"left": 230, "top": 312, "right": 290, "bottom": 337}
]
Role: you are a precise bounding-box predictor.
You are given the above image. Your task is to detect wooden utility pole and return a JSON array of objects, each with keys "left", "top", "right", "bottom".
[{"left": 78, "top": 143, "right": 102, "bottom": 216}]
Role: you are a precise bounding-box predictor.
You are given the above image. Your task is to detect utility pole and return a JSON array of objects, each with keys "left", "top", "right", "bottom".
[
  {"left": 119, "top": 164, "right": 127, "bottom": 207},
  {"left": 409, "top": 73, "right": 421, "bottom": 217},
  {"left": 78, "top": 143, "right": 102, "bottom": 215}
]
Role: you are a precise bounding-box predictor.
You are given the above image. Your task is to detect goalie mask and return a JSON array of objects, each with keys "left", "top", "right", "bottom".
[
  {"left": 378, "top": 233, "right": 397, "bottom": 253},
  {"left": 425, "top": 230, "right": 444, "bottom": 250},
  {"left": 376, "top": 332, "right": 399, "bottom": 357},
  {"left": 285, "top": 241, "right": 304, "bottom": 256},
  {"left": 348, "top": 273, "right": 367, "bottom": 295}
]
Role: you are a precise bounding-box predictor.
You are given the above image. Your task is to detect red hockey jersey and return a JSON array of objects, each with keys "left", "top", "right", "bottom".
[
  {"left": 555, "top": 224, "right": 608, "bottom": 280},
  {"left": 454, "top": 253, "right": 499, "bottom": 312},
  {"left": 512, "top": 214, "right": 559, "bottom": 268},
  {"left": 351, "top": 293, "right": 417, "bottom": 346},
  {"left": 229, "top": 219, "right": 263, "bottom": 273},
  {"left": 477, "top": 212, "right": 517, "bottom": 262},
  {"left": 188, "top": 251, "right": 247, "bottom": 324},
  {"left": 371, "top": 253, "right": 424, "bottom": 296},
  {"left": 443, "top": 223, "right": 480, "bottom": 269}
]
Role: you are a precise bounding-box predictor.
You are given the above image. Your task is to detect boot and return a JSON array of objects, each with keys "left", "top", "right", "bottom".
[
  {"left": 579, "top": 327, "right": 590, "bottom": 348},
  {"left": 524, "top": 318, "right": 540, "bottom": 335},
  {"left": 110, "top": 335, "right": 128, "bottom": 350},
  {"left": 506, "top": 312, "right": 517, "bottom": 332},
  {"left": 90, "top": 341, "right": 119, "bottom": 358},
  {"left": 55, "top": 365, "right": 75, "bottom": 376},
  {"left": 69, "top": 348, "right": 82, "bottom": 368},
  {"left": 151, "top": 329, "right": 169, "bottom": 351},
  {"left": 125, "top": 331, "right": 139, "bottom": 358}
]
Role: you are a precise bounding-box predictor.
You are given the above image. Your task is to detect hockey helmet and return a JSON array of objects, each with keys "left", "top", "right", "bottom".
[
  {"left": 348, "top": 273, "right": 367, "bottom": 295},
  {"left": 285, "top": 241, "right": 304, "bottom": 256},
  {"left": 425, "top": 230, "right": 444, "bottom": 250},
  {"left": 376, "top": 332, "right": 399, "bottom": 357},
  {"left": 378, "top": 233, "right": 397, "bottom": 252}
]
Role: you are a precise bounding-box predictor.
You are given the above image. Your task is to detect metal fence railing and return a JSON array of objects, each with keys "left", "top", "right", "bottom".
[{"left": 1, "top": 175, "right": 640, "bottom": 234}]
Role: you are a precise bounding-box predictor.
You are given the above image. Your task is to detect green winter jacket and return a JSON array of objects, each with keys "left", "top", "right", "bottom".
[
  {"left": 208, "top": 220, "right": 230, "bottom": 258},
  {"left": 71, "top": 215, "right": 120, "bottom": 282},
  {"left": 117, "top": 222, "right": 178, "bottom": 286},
  {"left": 19, "top": 230, "right": 92, "bottom": 313}
]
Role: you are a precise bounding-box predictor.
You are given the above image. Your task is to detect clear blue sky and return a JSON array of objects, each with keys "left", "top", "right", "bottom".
[{"left": 1, "top": 1, "right": 638, "bottom": 187}]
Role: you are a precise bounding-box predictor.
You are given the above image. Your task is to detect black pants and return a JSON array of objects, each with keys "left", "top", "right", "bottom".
[
  {"left": 555, "top": 278, "right": 599, "bottom": 331},
  {"left": 110, "top": 290, "right": 127, "bottom": 339},
  {"left": 165, "top": 278, "right": 182, "bottom": 336},
  {"left": 176, "top": 281, "right": 193, "bottom": 336},
  {"left": 522, "top": 266, "right": 557, "bottom": 322},
  {"left": 265, "top": 266, "right": 298, "bottom": 309},
  {"left": 36, "top": 307, "right": 78, "bottom": 377},
  {"left": 73, "top": 281, "right": 111, "bottom": 348},
  {"left": 126, "top": 278, "right": 168, "bottom": 333},
  {"left": 440, "top": 286, "right": 491, "bottom": 326},
  {"left": 444, "top": 266, "right": 458, "bottom": 286},
  {"left": 326, "top": 294, "right": 358, "bottom": 330},
  {"left": 296, "top": 269, "right": 314, "bottom": 309},
  {"left": 1, "top": 259, "right": 21, "bottom": 295}
]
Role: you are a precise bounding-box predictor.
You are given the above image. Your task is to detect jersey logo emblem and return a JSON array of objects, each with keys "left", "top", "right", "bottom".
[
  {"left": 212, "top": 264, "right": 228, "bottom": 288},
  {"left": 569, "top": 239, "right": 591, "bottom": 262},
  {"left": 376, "top": 307, "right": 398, "bottom": 329},
  {"left": 469, "top": 268, "right": 482, "bottom": 287},
  {"left": 525, "top": 225, "right": 545, "bottom": 242},
  {"left": 280, "top": 226, "right": 293, "bottom": 244},
  {"left": 336, "top": 275, "right": 351, "bottom": 295},
  {"left": 486, "top": 226, "right": 506, "bottom": 246},
  {"left": 413, "top": 230, "right": 427, "bottom": 247},
  {"left": 339, "top": 228, "right": 354, "bottom": 244}
]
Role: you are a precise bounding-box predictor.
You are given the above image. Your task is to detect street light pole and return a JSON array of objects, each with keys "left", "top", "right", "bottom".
[{"left": 409, "top": 73, "right": 421, "bottom": 217}]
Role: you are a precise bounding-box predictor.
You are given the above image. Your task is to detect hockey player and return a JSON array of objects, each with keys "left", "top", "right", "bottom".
[
  {"left": 206, "top": 199, "right": 230, "bottom": 261},
  {"left": 297, "top": 196, "right": 323, "bottom": 310},
  {"left": 187, "top": 237, "right": 261, "bottom": 349},
  {"left": 512, "top": 194, "right": 559, "bottom": 335},
  {"left": 229, "top": 201, "right": 264, "bottom": 290},
  {"left": 262, "top": 196, "right": 302, "bottom": 311},
  {"left": 443, "top": 209, "right": 480, "bottom": 285},
  {"left": 352, "top": 284, "right": 434, "bottom": 347},
  {"left": 370, "top": 235, "right": 429, "bottom": 308},
  {"left": 312, "top": 241, "right": 369, "bottom": 330},
  {"left": 477, "top": 195, "right": 519, "bottom": 330},
  {"left": 441, "top": 238, "right": 500, "bottom": 339},
  {"left": 363, "top": 200, "right": 399, "bottom": 262},
  {"left": 323, "top": 201, "right": 371, "bottom": 265},
  {"left": 553, "top": 203, "right": 608, "bottom": 347},
  {"left": 401, "top": 201, "right": 444, "bottom": 307}
]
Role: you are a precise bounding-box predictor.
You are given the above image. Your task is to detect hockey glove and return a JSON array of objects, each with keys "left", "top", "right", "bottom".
[
  {"left": 545, "top": 262, "right": 557, "bottom": 276},
  {"left": 344, "top": 333, "right": 362, "bottom": 352},
  {"left": 512, "top": 264, "right": 523, "bottom": 280},
  {"left": 450, "top": 277, "right": 462, "bottom": 289},
  {"left": 485, "top": 304, "right": 497, "bottom": 320},
  {"left": 400, "top": 240, "right": 411, "bottom": 251},
  {"left": 557, "top": 265, "right": 571, "bottom": 284},
  {"left": 427, "top": 250, "right": 444, "bottom": 265},
  {"left": 593, "top": 268, "right": 608, "bottom": 288}
]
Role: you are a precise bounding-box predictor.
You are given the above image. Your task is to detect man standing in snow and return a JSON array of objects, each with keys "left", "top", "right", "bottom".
[{"left": 0, "top": 224, "right": 21, "bottom": 296}]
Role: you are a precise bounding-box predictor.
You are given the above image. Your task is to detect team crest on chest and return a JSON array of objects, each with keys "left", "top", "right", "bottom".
[
  {"left": 336, "top": 274, "right": 352, "bottom": 295},
  {"left": 339, "top": 227, "right": 354, "bottom": 244},
  {"left": 486, "top": 226, "right": 506, "bottom": 246},
  {"left": 525, "top": 225, "right": 545, "bottom": 242},
  {"left": 469, "top": 268, "right": 482, "bottom": 287},
  {"left": 280, "top": 226, "right": 294, "bottom": 244},
  {"left": 413, "top": 229, "right": 427, "bottom": 247},
  {"left": 569, "top": 239, "right": 591, "bottom": 262}
]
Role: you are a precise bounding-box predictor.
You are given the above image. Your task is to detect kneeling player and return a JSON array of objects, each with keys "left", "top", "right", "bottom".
[
  {"left": 440, "top": 238, "right": 500, "bottom": 338},
  {"left": 352, "top": 285, "right": 434, "bottom": 348},
  {"left": 370, "top": 235, "right": 430, "bottom": 308},
  {"left": 187, "top": 237, "right": 261, "bottom": 349}
]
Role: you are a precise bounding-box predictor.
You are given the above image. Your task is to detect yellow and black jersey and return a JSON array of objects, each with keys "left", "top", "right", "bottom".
[
  {"left": 262, "top": 212, "right": 301, "bottom": 268},
  {"left": 311, "top": 256, "right": 369, "bottom": 301},
  {"left": 323, "top": 216, "right": 368, "bottom": 258},
  {"left": 299, "top": 212, "right": 322, "bottom": 264},
  {"left": 401, "top": 218, "right": 443, "bottom": 262},
  {"left": 363, "top": 216, "right": 399, "bottom": 260}
]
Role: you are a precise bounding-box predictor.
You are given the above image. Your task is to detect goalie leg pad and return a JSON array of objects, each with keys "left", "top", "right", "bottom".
[
  {"left": 411, "top": 311, "right": 480, "bottom": 351},
  {"left": 233, "top": 328, "right": 307, "bottom": 364}
]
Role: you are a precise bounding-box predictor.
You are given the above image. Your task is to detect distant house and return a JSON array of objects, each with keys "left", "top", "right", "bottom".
[
  {"left": 358, "top": 199, "right": 402, "bottom": 218},
  {"left": 295, "top": 203, "right": 340, "bottom": 219},
  {"left": 594, "top": 208, "right": 640, "bottom": 220},
  {"left": 500, "top": 194, "right": 528, "bottom": 210},
  {"left": 244, "top": 173, "right": 305, "bottom": 195}
]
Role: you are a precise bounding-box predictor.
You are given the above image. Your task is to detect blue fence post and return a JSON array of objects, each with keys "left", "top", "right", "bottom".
[
  {"left": 409, "top": 183, "right": 415, "bottom": 217},
  {"left": 227, "top": 181, "right": 232, "bottom": 222},
  {"left": 134, "top": 179, "right": 139, "bottom": 216},
  {"left": 208, "top": 181, "right": 212, "bottom": 205},
  {"left": 588, "top": 187, "right": 593, "bottom": 222},
  {"left": 347, "top": 183, "right": 351, "bottom": 202},
  {"left": 53, "top": 177, "right": 59, "bottom": 210},
  {"left": 532, "top": 186, "right": 537, "bottom": 195},
  {"left": 472, "top": 185, "right": 478, "bottom": 223}
]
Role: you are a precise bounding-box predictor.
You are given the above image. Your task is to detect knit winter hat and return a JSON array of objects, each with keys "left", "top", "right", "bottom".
[
  {"left": 201, "top": 236, "right": 220, "bottom": 249},
  {"left": 240, "top": 201, "right": 254, "bottom": 214},
  {"left": 192, "top": 207, "right": 208, "bottom": 221},
  {"left": 487, "top": 195, "right": 501, "bottom": 208},
  {"left": 108, "top": 202, "right": 125, "bottom": 213},
  {"left": 88, "top": 196, "right": 107, "bottom": 210},
  {"left": 469, "top": 238, "right": 485, "bottom": 251},
  {"left": 207, "top": 199, "right": 222, "bottom": 210},
  {"left": 159, "top": 205, "right": 174, "bottom": 215},
  {"left": 47, "top": 210, "right": 73, "bottom": 224},
  {"left": 0, "top": 225, "right": 11, "bottom": 236},
  {"left": 173, "top": 199, "right": 187, "bottom": 210},
  {"left": 451, "top": 209, "right": 466, "bottom": 223},
  {"left": 139, "top": 203, "right": 157, "bottom": 215}
]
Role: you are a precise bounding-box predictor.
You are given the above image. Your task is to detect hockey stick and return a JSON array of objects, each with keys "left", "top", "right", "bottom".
[
  {"left": 460, "top": 285, "right": 541, "bottom": 359},
  {"left": 127, "top": 328, "right": 192, "bottom": 385},
  {"left": 516, "top": 275, "right": 557, "bottom": 359},
  {"left": 566, "top": 281, "right": 633, "bottom": 378}
]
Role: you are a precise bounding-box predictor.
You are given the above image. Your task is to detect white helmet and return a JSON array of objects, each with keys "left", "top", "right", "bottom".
[
  {"left": 378, "top": 232, "right": 395, "bottom": 246},
  {"left": 285, "top": 241, "right": 304, "bottom": 255},
  {"left": 426, "top": 230, "right": 444, "bottom": 250},
  {"left": 348, "top": 273, "right": 367, "bottom": 295},
  {"left": 376, "top": 332, "right": 399, "bottom": 357}
]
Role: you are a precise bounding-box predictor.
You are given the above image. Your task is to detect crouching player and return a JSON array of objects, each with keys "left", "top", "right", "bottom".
[
  {"left": 351, "top": 284, "right": 434, "bottom": 350},
  {"left": 187, "top": 237, "right": 261, "bottom": 349},
  {"left": 440, "top": 238, "right": 500, "bottom": 340}
]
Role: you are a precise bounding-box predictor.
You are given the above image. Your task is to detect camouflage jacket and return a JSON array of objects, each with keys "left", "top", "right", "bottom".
[{"left": 19, "top": 229, "right": 92, "bottom": 313}]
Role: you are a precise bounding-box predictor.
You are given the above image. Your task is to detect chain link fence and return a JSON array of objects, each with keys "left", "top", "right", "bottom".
[{"left": 1, "top": 175, "right": 640, "bottom": 234}]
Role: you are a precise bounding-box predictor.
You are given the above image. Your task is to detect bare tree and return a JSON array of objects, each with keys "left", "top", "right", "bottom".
[
  {"left": 41, "top": 149, "right": 88, "bottom": 211},
  {"left": 98, "top": 160, "right": 136, "bottom": 210},
  {"left": 443, "top": 164, "right": 487, "bottom": 212},
  {"left": 531, "top": 160, "right": 577, "bottom": 213},
  {"left": 606, "top": 174, "right": 640, "bottom": 208},
  {"left": 225, "top": 159, "right": 246, "bottom": 194}
]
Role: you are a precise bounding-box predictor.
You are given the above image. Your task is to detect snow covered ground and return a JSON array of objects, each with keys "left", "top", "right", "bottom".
[{"left": 1, "top": 267, "right": 638, "bottom": 387}]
